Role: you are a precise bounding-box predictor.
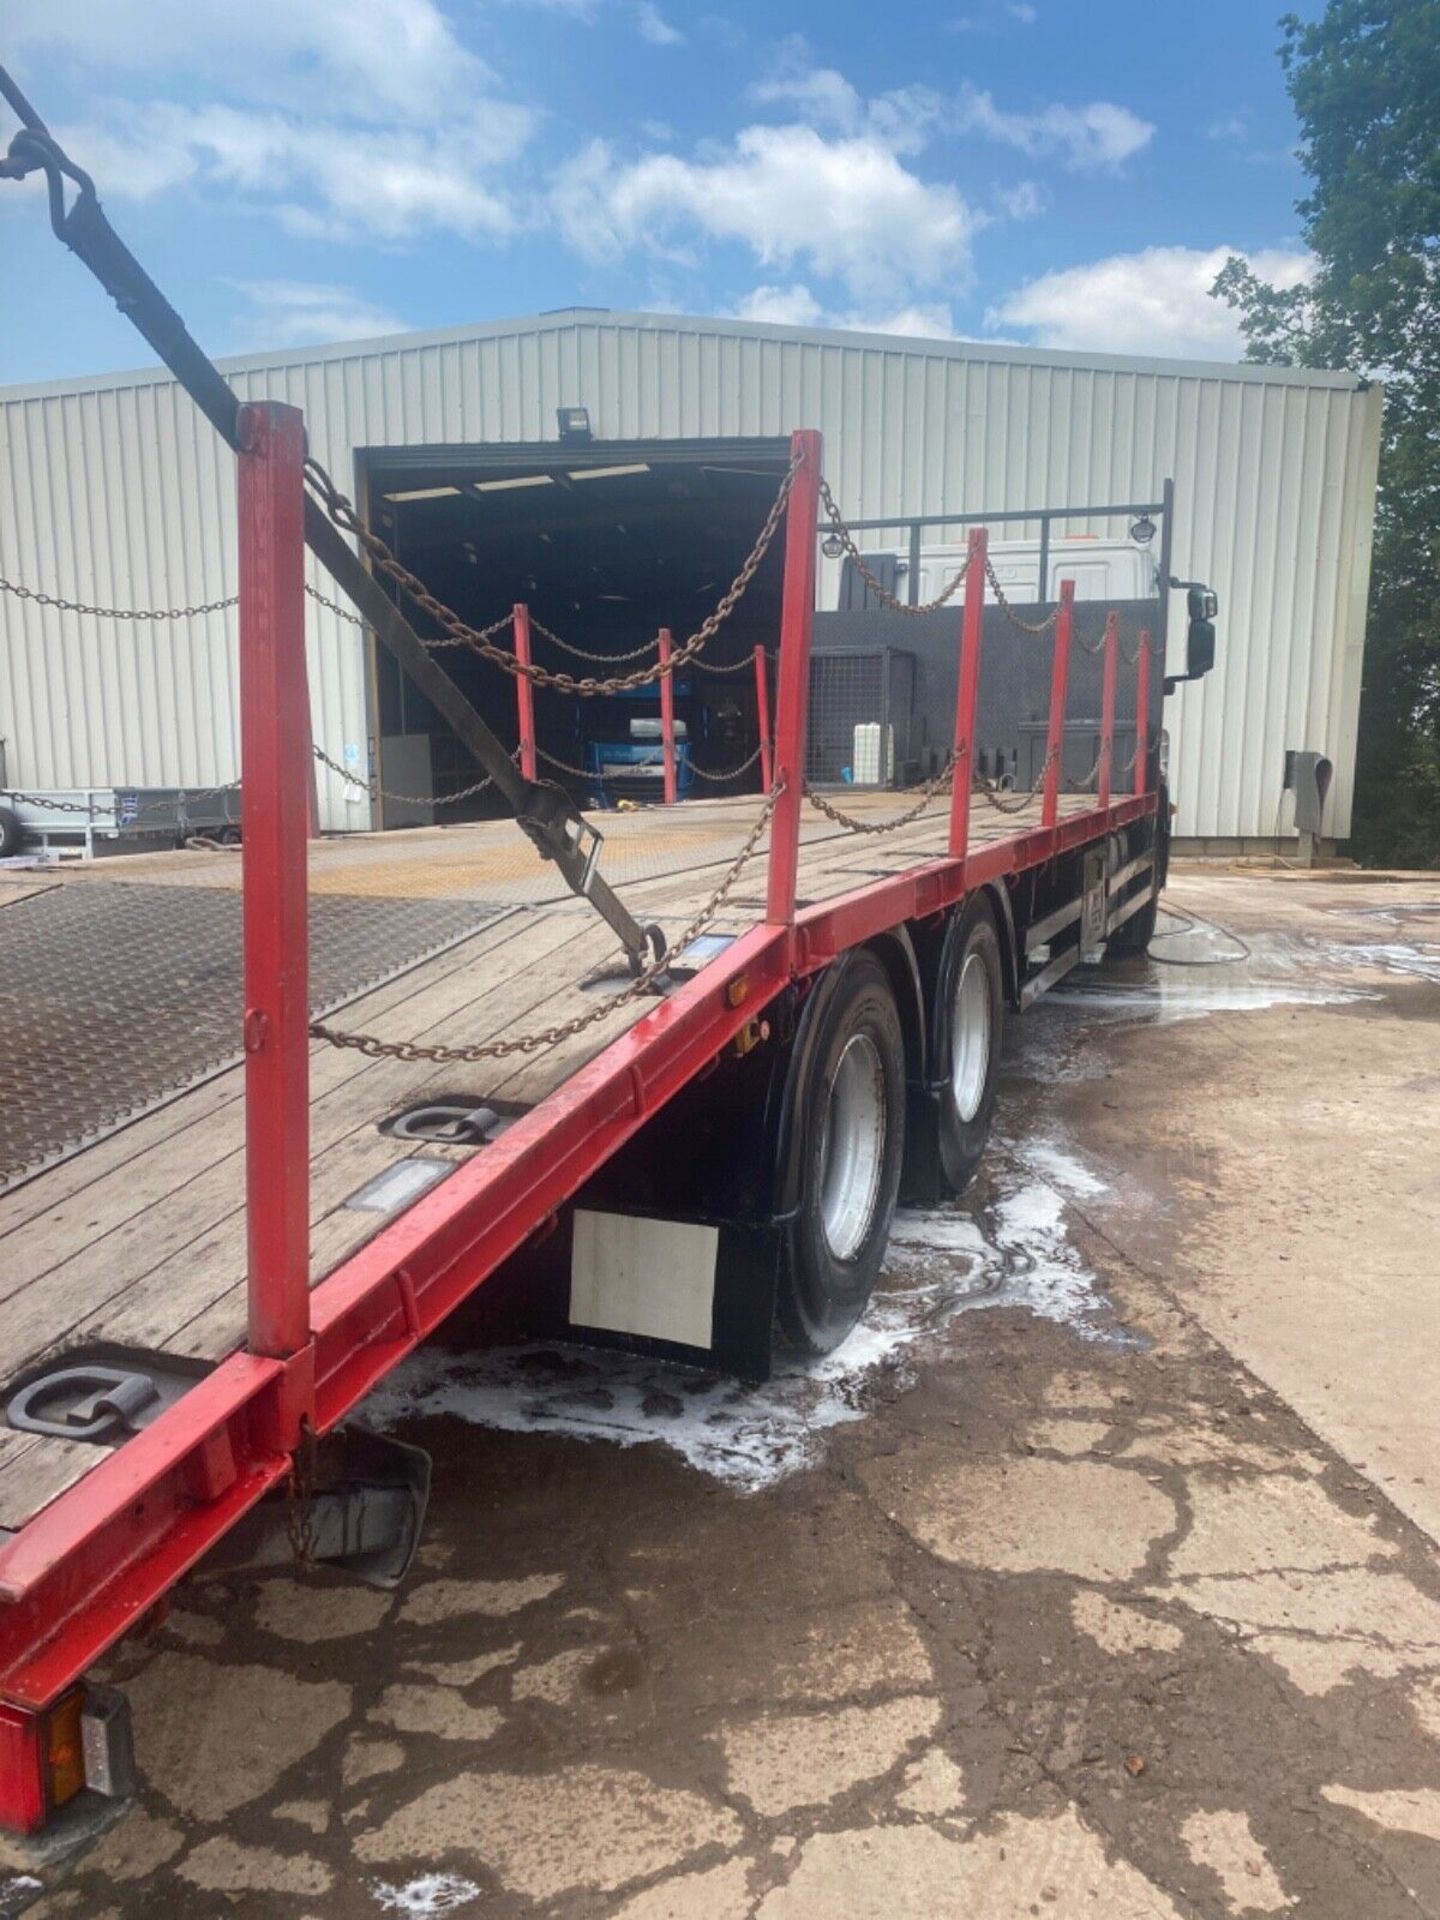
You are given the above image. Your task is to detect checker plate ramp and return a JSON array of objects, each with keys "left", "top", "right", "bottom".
[{"left": 0, "top": 881, "right": 504, "bottom": 1190}]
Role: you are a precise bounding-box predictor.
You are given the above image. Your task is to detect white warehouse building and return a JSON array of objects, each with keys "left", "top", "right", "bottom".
[{"left": 0, "top": 308, "right": 1382, "bottom": 848}]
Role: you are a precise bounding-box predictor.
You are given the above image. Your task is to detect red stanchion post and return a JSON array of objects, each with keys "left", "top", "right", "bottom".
[
  {"left": 658, "top": 627, "right": 678, "bottom": 804},
  {"left": 1134, "top": 630, "right": 1151, "bottom": 798},
  {"left": 512, "top": 603, "right": 537, "bottom": 782},
  {"left": 766, "top": 429, "right": 823, "bottom": 928},
  {"left": 1042, "top": 579, "right": 1075, "bottom": 829},
  {"left": 238, "top": 402, "right": 310, "bottom": 1361},
  {"left": 1098, "top": 610, "right": 1118, "bottom": 812},
  {"left": 754, "top": 644, "right": 773, "bottom": 795},
  {"left": 947, "top": 527, "right": 987, "bottom": 858}
]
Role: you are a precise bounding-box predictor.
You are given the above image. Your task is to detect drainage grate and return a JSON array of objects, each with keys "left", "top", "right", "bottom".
[{"left": 0, "top": 883, "right": 506, "bottom": 1190}]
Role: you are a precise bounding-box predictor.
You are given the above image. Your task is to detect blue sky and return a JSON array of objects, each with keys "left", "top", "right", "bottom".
[{"left": 0, "top": 0, "right": 1315, "bottom": 387}]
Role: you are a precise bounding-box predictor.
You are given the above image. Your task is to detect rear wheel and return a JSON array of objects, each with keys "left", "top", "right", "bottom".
[
  {"left": 1106, "top": 783, "right": 1168, "bottom": 958},
  {"left": 0, "top": 806, "right": 23, "bottom": 859},
  {"left": 937, "top": 895, "right": 1004, "bottom": 1194},
  {"left": 777, "top": 952, "right": 906, "bottom": 1356}
]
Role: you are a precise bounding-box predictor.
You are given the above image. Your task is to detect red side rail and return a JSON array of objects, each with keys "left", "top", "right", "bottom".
[
  {"left": 754, "top": 645, "right": 773, "bottom": 795},
  {"left": 513, "top": 603, "right": 537, "bottom": 782},
  {"left": 1134, "top": 631, "right": 1151, "bottom": 798},
  {"left": 658, "top": 627, "right": 677, "bottom": 804},
  {"left": 240, "top": 402, "right": 312, "bottom": 1364},
  {"left": 766, "top": 428, "right": 821, "bottom": 930},
  {"left": 1042, "top": 580, "right": 1074, "bottom": 828},
  {"left": 947, "top": 528, "right": 986, "bottom": 856}
]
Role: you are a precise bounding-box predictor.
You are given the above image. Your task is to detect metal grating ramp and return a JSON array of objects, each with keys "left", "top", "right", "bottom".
[{"left": 0, "top": 882, "right": 506, "bottom": 1190}]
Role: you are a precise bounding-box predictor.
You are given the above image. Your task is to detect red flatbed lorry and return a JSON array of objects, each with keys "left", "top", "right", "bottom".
[{"left": 0, "top": 71, "right": 1218, "bottom": 1847}]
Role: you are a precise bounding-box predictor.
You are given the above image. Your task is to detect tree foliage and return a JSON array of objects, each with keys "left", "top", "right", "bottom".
[{"left": 1213, "top": 0, "right": 1440, "bottom": 866}]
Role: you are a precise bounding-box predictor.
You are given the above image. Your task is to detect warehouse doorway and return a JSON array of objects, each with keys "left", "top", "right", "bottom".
[{"left": 357, "top": 436, "right": 791, "bottom": 825}]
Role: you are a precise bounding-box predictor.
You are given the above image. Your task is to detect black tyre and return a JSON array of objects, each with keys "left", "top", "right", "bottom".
[
  {"left": 936, "top": 894, "right": 1005, "bottom": 1194},
  {"left": 0, "top": 805, "right": 23, "bottom": 859},
  {"left": 1106, "top": 782, "right": 1168, "bottom": 958},
  {"left": 777, "top": 951, "right": 907, "bottom": 1356}
]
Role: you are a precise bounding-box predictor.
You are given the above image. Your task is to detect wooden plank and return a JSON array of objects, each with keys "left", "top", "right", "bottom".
[
  {"left": 59, "top": 904, "right": 636, "bottom": 1363},
  {"left": 0, "top": 1436, "right": 102, "bottom": 1531}
]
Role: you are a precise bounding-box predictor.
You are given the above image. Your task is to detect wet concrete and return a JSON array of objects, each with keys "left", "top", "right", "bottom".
[{"left": 12, "top": 868, "right": 1440, "bottom": 1920}]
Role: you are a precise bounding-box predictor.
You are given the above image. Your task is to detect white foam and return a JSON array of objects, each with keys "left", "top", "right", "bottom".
[
  {"left": 363, "top": 1142, "right": 1108, "bottom": 1495},
  {"left": 1326, "top": 939, "right": 1440, "bottom": 985},
  {"left": 372, "top": 1874, "right": 483, "bottom": 1916}
]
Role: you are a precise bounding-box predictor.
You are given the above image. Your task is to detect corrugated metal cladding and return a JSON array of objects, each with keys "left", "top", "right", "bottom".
[{"left": 0, "top": 310, "right": 1381, "bottom": 840}]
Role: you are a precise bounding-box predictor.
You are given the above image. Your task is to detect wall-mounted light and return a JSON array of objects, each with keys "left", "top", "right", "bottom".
[
  {"left": 556, "top": 406, "right": 592, "bottom": 444},
  {"left": 821, "top": 533, "right": 846, "bottom": 559},
  {"left": 1129, "top": 514, "right": 1156, "bottom": 545}
]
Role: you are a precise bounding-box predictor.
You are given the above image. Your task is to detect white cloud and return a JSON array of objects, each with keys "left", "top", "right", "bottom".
[
  {"left": 635, "top": 1, "right": 684, "bottom": 44},
  {"left": 58, "top": 104, "right": 529, "bottom": 241},
  {"left": 732, "top": 284, "right": 956, "bottom": 340},
  {"left": 748, "top": 40, "right": 942, "bottom": 155},
  {"left": 1008, "top": 2, "right": 1038, "bottom": 21},
  {"left": 7, "top": 0, "right": 489, "bottom": 123},
  {"left": 994, "top": 179, "right": 1045, "bottom": 220},
  {"left": 553, "top": 124, "right": 980, "bottom": 301},
  {"left": 733, "top": 284, "right": 826, "bottom": 327},
  {"left": 989, "top": 244, "right": 1314, "bottom": 359},
  {"left": 957, "top": 85, "right": 1154, "bottom": 170},
  {"left": 231, "top": 279, "right": 408, "bottom": 346}
]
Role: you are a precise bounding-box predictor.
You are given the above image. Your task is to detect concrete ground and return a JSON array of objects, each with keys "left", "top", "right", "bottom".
[{"left": 13, "top": 867, "right": 1440, "bottom": 1920}]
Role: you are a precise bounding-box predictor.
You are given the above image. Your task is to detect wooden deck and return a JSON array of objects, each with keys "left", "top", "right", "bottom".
[{"left": 0, "top": 788, "right": 1097, "bottom": 1529}]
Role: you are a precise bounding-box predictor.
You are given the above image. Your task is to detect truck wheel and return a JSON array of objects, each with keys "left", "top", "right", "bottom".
[
  {"left": 0, "top": 805, "right": 23, "bottom": 859},
  {"left": 777, "top": 952, "right": 906, "bottom": 1355},
  {"left": 937, "top": 895, "right": 1004, "bottom": 1194},
  {"left": 1106, "top": 783, "right": 1168, "bottom": 958}
]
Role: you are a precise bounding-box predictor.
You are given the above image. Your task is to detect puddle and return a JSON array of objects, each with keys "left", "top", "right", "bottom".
[{"left": 364, "top": 1141, "right": 1110, "bottom": 1493}]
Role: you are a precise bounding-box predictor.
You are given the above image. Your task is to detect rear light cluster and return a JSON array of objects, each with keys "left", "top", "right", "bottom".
[{"left": 0, "top": 1686, "right": 132, "bottom": 1835}]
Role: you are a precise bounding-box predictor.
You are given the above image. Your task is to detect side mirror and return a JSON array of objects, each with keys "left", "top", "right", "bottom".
[
  {"left": 1186, "top": 617, "right": 1216, "bottom": 680},
  {"left": 1175, "top": 583, "right": 1218, "bottom": 683}
]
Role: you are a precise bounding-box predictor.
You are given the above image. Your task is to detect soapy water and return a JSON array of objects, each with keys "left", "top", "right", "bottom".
[
  {"left": 372, "top": 1877, "right": 484, "bottom": 1917},
  {"left": 364, "top": 1139, "right": 1111, "bottom": 1495}
]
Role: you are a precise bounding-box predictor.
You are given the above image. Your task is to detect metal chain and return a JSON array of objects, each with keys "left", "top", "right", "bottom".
[
  {"left": 0, "top": 572, "right": 237, "bottom": 622},
  {"left": 687, "top": 746, "right": 765, "bottom": 781},
  {"left": 1065, "top": 746, "right": 1107, "bottom": 793},
  {"left": 529, "top": 617, "right": 659, "bottom": 665},
  {"left": 803, "top": 760, "right": 954, "bottom": 834},
  {"left": 816, "top": 478, "right": 972, "bottom": 616},
  {"left": 2, "top": 570, "right": 366, "bottom": 628},
  {"left": 286, "top": 1421, "right": 318, "bottom": 1567},
  {"left": 972, "top": 745, "right": 1059, "bottom": 814},
  {"left": 312, "top": 742, "right": 500, "bottom": 807},
  {"left": 302, "top": 581, "right": 367, "bottom": 627},
  {"left": 303, "top": 454, "right": 800, "bottom": 697},
  {"left": 0, "top": 787, "right": 99, "bottom": 814},
  {"left": 309, "top": 782, "right": 784, "bottom": 1064},
  {"left": 982, "top": 555, "right": 1061, "bottom": 636}
]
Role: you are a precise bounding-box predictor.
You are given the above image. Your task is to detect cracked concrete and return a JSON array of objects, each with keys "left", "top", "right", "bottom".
[{"left": 20, "top": 871, "right": 1440, "bottom": 1920}]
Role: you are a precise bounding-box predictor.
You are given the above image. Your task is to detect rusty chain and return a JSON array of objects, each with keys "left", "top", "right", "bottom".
[
  {"left": 529, "top": 617, "right": 659, "bottom": 665},
  {"left": 1064, "top": 745, "right": 1107, "bottom": 793},
  {"left": 817, "top": 478, "right": 973, "bottom": 616},
  {"left": 309, "top": 781, "right": 783, "bottom": 1064},
  {"left": 303, "top": 453, "right": 799, "bottom": 697},
  {"left": 972, "top": 743, "right": 1060, "bottom": 815},
  {"left": 1, "top": 570, "right": 366, "bottom": 628},
  {"left": 803, "top": 760, "right": 954, "bottom": 834},
  {"left": 687, "top": 746, "right": 765, "bottom": 782}
]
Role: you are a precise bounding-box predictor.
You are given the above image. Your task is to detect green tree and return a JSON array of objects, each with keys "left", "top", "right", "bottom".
[{"left": 1213, "top": 0, "right": 1440, "bottom": 866}]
